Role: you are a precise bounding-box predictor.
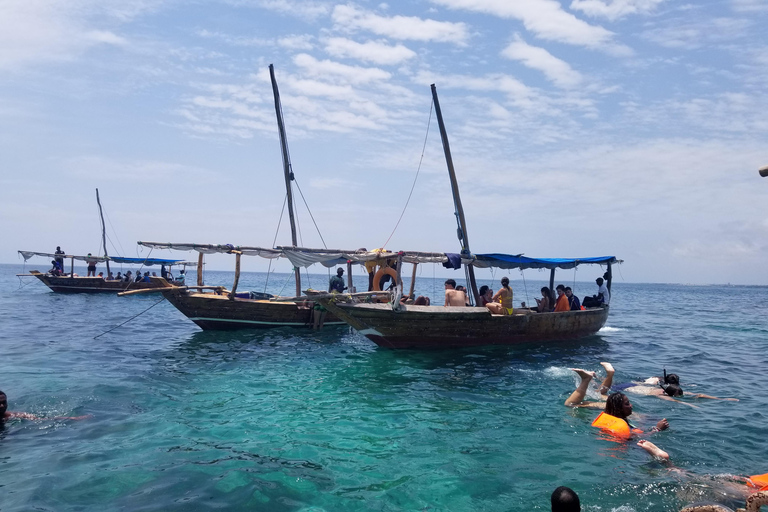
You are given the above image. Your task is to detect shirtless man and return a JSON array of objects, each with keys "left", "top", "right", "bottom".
[{"left": 444, "top": 279, "right": 467, "bottom": 307}]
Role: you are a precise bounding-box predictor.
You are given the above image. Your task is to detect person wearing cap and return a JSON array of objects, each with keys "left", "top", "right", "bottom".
[{"left": 328, "top": 268, "right": 346, "bottom": 293}]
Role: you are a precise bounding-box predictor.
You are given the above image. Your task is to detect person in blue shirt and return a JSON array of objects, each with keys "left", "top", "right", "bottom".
[{"left": 328, "top": 268, "right": 346, "bottom": 293}]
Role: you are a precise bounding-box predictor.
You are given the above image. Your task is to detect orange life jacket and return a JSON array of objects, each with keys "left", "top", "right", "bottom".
[{"left": 591, "top": 412, "right": 642, "bottom": 440}]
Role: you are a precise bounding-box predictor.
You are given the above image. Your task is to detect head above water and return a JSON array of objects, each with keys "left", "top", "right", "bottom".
[
  {"left": 0, "top": 390, "right": 7, "bottom": 417},
  {"left": 662, "top": 383, "right": 684, "bottom": 397},
  {"left": 605, "top": 392, "right": 632, "bottom": 419},
  {"left": 663, "top": 372, "right": 680, "bottom": 385},
  {"left": 551, "top": 486, "right": 580, "bottom": 512}
]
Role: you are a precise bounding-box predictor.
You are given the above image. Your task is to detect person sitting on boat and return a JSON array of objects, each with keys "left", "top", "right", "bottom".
[
  {"left": 456, "top": 285, "right": 471, "bottom": 306},
  {"left": 485, "top": 277, "right": 514, "bottom": 315},
  {"left": 107, "top": 271, "right": 114, "bottom": 280},
  {"left": 583, "top": 278, "right": 610, "bottom": 308},
  {"left": 329, "top": 268, "right": 346, "bottom": 293},
  {"left": 140, "top": 272, "right": 150, "bottom": 282},
  {"left": 444, "top": 279, "right": 467, "bottom": 306},
  {"left": 115, "top": 272, "right": 122, "bottom": 281},
  {"left": 478, "top": 285, "right": 493, "bottom": 307},
  {"left": 174, "top": 270, "right": 186, "bottom": 284},
  {"left": 413, "top": 295, "right": 431, "bottom": 306},
  {"left": 135, "top": 271, "right": 143, "bottom": 283},
  {"left": 535, "top": 287, "right": 555, "bottom": 312},
  {"left": 49, "top": 259, "right": 63, "bottom": 276},
  {"left": 554, "top": 285, "right": 570, "bottom": 312},
  {"left": 86, "top": 254, "right": 97, "bottom": 277},
  {"left": 98, "top": 272, "right": 104, "bottom": 278},
  {"left": 565, "top": 363, "right": 738, "bottom": 408},
  {"left": 123, "top": 271, "right": 132, "bottom": 282},
  {"left": 565, "top": 287, "right": 581, "bottom": 310},
  {"left": 551, "top": 486, "right": 580, "bottom": 512}
]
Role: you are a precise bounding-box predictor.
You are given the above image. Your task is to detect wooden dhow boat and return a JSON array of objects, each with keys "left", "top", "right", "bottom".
[
  {"left": 302, "top": 84, "right": 620, "bottom": 349},
  {"left": 17, "top": 189, "right": 194, "bottom": 293},
  {"left": 18, "top": 252, "right": 193, "bottom": 293},
  {"left": 120, "top": 65, "right": 346, "bottom": 330},
  {"left": 125, "top": 242, "right": 350, "bottom": 330}
]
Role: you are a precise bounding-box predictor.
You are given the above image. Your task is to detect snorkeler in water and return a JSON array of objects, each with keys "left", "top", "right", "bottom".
[
  {"left": 564, "top": 363, "right": 738, "bottom": 408},
  {"left": 0, "top": 390, "right": 89, "bottom": 422}
]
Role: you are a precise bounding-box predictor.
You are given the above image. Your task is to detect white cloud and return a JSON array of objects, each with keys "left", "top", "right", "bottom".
[
  {"left": 429, "top": 0, "right": 631, "bottom": 55},
  {"left": 501, "top": 35, "right": 583, "bottom": 88},
  {"left": 278, "top": 35, "right": 315, "bottom": 50},
  {"left": 731, "top": 0, "right": 768, "bottom": 12},
  {"left": 569, "top": 0, "right": 666, "bottom": 21},
  {"left": 324, "top": 37, "right": 416, "bottom": 65},
  {"left": 0, "top": 0, "right": 136, "bottom": 71},
  {"left": 332, "top": 4, "right": 469, "bottom": 44},
  {"left": 293, "top": 53, "right": 391, "bottom": 84},
  {"left": 642, "top": 16, "right": 752, "bottom": 49},
  {"left": 222, "top": 0, "right": 330, "bottom": 21}
]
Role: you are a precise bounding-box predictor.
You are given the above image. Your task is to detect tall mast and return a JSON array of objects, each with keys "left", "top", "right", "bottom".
[
  {"left": 270, "top": 64, "right": 301, "bottom": 296},
  {"left": 95, "top": 188, "right": 110, "bottom": 276},
  {"left": 430, "top": 84, "right": 479, "bottom": 305}
]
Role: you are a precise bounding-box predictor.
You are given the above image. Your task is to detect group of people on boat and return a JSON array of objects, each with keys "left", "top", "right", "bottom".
[{"left": 440, "top": 276, "right": 609, "bottom": 315}]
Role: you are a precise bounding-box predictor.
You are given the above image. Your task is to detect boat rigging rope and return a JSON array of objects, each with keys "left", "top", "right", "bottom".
[
  {"left": 293, "top": 179, "right": 327, "bottom": 249},
  {"left": 93, "top": 296, "right": 166, "bottom": 339},
  {"left": 380, "top": 99, "right": 434, "bottom": 250},
  {"left": 520, "top": 269, "right": 530, "bottom": 308},
  {"left": 265, "top": 194, "right": 289, "bottom": 293}
]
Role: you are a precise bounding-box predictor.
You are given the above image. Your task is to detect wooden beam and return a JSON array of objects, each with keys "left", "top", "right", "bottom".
[
  {"left": 197, "top": 252, "right": 204, "bottom": 286},
  {"left": 228, "top": 251, "right": 242, "bottom": 300}
]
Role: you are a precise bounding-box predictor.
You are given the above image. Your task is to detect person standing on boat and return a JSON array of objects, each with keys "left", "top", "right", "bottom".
[
  {"left": 54, "top": 246, "right": 65, "bottom": 273},
  {"left": 329, "top": 268, "right": 346, "bottom": 293},
  {"left": 86, "top": 253, "right": 97, "bottom": 277}
]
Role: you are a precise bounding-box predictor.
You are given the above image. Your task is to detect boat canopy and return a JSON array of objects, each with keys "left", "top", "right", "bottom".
[
  {"left": 137, "top": 242, "right": 281, "bottom": 259},
  {"left": 133, "top": 243, "right": 620, "bottom": 271},
  {"left": 18, "top": 251, "right": 195, "bottom": 266},
  {"left": 473, "top": 254, "right": 620, "bottom": 271}
]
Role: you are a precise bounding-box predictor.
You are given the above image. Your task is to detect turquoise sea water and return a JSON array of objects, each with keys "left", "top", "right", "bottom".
[{"left": 2, "top": 263, "right": 766, "bottom": 511}]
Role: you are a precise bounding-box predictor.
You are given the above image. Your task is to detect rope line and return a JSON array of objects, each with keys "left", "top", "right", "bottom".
[
  {"left": 293, "top": 179, "right": 327, "bottom": 249},
  {"left": 381, "top": 99, "right": 434, "bottom": 249},
  {"left": 94, "top": 296, "right": 167, "bottom": 339}
]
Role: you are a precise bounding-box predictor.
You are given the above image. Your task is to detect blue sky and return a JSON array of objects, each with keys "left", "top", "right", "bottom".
[{"left": 2, "top": 0, "right": 767, "bottom": 285}]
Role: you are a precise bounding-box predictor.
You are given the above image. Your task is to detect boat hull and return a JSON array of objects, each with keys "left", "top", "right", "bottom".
[
  {"left": 160, "top": 288, "right": 344, "bottom": 330},
  {"left": 29, "top": 271, "right": 173, "bottom": 293},
  {"left": 323, "top": 302, "right": 609, "bottom": 348}
]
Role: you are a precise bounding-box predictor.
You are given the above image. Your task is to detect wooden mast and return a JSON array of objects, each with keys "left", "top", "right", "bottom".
[
  {"left": 95, "top": 188, "right": 110, "bottom": 277},
  {"left": 430, "top": 84, "right": 479, "bottom": 305},
  {"left": 270, "top": 64, "right": 301, "bottom": 297}
]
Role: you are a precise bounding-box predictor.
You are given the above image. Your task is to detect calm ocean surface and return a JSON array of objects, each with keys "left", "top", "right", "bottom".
[{"left": 2, "top": 263, "right": 766, "bottom": 511}]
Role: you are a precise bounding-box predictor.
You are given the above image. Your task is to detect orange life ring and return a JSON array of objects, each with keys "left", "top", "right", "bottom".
[
  {"left": 373, "top": 266, "right": 398, "bottom": 291},
  {"left": 747, "top": 473, "right": 768, "bottom": 489}
]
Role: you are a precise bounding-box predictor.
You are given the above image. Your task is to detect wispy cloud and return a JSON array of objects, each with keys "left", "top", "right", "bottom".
[
  {"left": 332, "top": 4, "right": 469, "bottom": 44},
  {"left": 429, "top": 0, "right": 632, "bottom": 55},
  {"left": 293, "top": 53, "right": 391, "bottom": 84},
  {"left": 222, "top": 0, "right": 330, "bottom": 21},
  {"left": 569, "top": 0, "right": 666, "bottom": 21},
  {"left": 324, "top": 37, "right": 416, "bottom": 65},
  {"left": 0, "top": 0, "right": 137, "bottom": 71},
  {"left": 501, "top": 35, "right": 583, "bottom": 88},
  {"left": 642, "top": 16, "right": 752, "bottom": 49}
]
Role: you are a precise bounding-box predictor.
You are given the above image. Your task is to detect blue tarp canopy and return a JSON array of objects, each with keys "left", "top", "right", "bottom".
[
  {"left": 473, "top": 254, "right": 618, "bottom": 271},
  {"left": 110, "top": 256, "right": 187, "bottom": 266}
]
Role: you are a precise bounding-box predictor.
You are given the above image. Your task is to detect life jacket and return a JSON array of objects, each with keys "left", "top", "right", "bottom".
[
  {"left": 747, "top": 473, "right": 768, "bottom": 490},
  {"left": 591, "top": 412, "right": 641, "bottom": 440}
]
